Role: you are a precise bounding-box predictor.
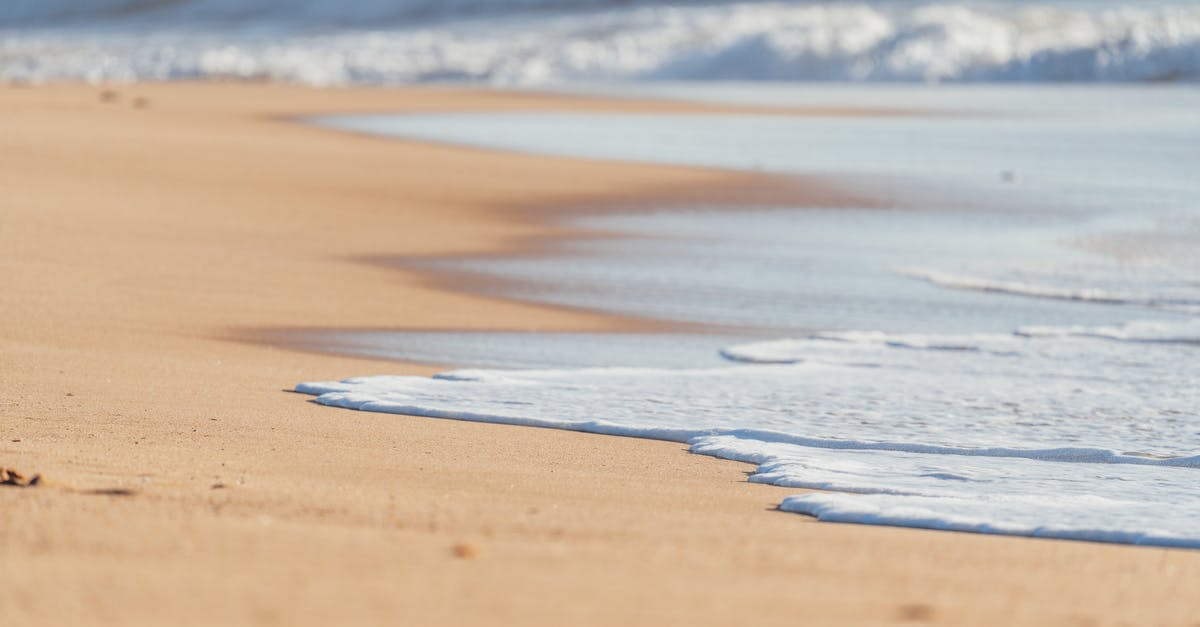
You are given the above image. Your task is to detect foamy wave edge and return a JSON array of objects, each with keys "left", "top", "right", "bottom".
[
  {"left": 780, "top": 493, "right": 1200, "bottom": 548},
  {"left": 296, "top": 374, "right": 1200, "bottom": 548}
]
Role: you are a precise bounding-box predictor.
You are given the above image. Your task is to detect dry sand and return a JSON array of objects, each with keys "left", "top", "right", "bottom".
[{"left": 2, "top": 83, "right": 1198, "bottom": 626}]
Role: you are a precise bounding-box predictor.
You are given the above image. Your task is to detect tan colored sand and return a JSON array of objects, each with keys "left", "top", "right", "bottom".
[{"left": 1, "top": 83, "right": 1198, "bottom": 627}]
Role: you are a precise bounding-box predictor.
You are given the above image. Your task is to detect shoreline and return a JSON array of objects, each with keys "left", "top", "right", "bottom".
[{"left": 3, "top": 82, "right": 1199, "bottom": 626}]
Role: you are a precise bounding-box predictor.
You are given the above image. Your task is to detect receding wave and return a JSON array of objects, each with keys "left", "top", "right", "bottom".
[{"left": 3, "top": 1, "right": 1199, "bottom": 84}]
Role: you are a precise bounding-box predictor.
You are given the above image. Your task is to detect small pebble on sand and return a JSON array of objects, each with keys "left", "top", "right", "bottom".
[{"left": 451, "top": 542, "right": 482, "bottom": 559}]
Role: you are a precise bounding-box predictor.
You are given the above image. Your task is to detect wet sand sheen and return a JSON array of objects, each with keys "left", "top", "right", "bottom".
[{"left": 3, "top": 83, "right": 1199, "bottom": 626}]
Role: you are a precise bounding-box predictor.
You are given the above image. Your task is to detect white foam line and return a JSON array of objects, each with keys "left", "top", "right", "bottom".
[
  {"left": 781, "top": 493, "right": 1200, "bottom": 549},
  {"left": 901, "top": 267, "right": 1200, "bottom": 310},
  {"left": 902, "top": 268, "right": 1140, "bottom": 305}
]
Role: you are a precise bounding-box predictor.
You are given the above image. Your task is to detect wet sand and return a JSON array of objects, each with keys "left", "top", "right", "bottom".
[{"left": 2, "top": 83, "right": 1198, "bottom": 626}]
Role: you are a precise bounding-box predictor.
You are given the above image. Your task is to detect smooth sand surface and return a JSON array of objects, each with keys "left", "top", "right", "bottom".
[{"left": 2, "top": 83, "right": 1199, "bottom": 626}]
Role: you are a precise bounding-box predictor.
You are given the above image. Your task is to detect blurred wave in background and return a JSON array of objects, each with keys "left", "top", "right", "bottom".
[{"left": 2, "top": 0, "right": 1198, "bottom": 84}]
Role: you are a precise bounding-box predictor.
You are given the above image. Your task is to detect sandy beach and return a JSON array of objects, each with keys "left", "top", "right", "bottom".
[{"left": 3, "top": 83, "right": 1199, "bottom": 626}]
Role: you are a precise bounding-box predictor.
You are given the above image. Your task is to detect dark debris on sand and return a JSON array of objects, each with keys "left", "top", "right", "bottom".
[{"left": 1, "top": 467, "right": 42, "bottom": 488}]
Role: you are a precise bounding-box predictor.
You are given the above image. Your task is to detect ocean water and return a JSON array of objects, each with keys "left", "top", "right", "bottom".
[
  {"left": 3, "top": 1, "right": 1200, "bottom": 84},
  {"left": 297, "top": 85, "right": 1200, "bottom": 547}
]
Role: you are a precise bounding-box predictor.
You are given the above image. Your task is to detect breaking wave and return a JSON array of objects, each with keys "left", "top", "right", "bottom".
[{"left": 3, "top": 1, "right": 1200, "bottom": 84}]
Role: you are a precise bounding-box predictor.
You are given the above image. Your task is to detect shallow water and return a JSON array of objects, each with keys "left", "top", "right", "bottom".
[{"left": 298, "top": 85, "right": 1200, "bottom": 547}]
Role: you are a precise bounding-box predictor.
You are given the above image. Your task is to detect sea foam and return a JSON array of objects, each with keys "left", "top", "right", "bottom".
[{"left": 296, "top": 323, "right": 1200, "bottom": 548}]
